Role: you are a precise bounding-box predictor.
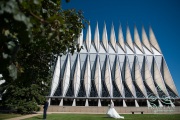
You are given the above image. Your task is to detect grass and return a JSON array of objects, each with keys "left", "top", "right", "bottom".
[
  {"left": 24, "top": 114, "right": 180, "bottom": 120},
  {"left": 0, "top": 113, "right": 23, "bottom": 119}
]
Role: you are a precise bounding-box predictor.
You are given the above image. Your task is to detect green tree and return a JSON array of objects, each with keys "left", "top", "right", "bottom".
[{"left": 0, "top": 0, "right": 87, "bottom": 114}]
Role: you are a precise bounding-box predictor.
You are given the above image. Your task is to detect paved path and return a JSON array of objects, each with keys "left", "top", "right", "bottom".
[
  {"left": 5, "top": 112, "right": 129, "bottom": 120},
  {"left": 5, "top": 112, "right": 106, "bottom": 120},
  {"left": 6, "top": 113, "right": 42, "bottom": 120}
]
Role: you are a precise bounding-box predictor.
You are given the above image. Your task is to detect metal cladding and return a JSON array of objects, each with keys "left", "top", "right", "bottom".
[{"left": 50, "top": 23, "right": 179, "bottom": 107}]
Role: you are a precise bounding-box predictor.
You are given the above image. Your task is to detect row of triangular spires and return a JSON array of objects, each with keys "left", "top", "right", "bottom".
[{"left": 78, "top": 23, "right": 162, "bottom": 54}]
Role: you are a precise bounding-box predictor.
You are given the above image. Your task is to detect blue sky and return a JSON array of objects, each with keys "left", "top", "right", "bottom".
[{"left": 62, "top": 0, "right": 180, "bottom": 95}]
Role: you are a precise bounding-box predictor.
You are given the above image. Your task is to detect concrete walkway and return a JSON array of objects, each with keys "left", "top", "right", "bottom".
[
  {"left": 6, "top": 113, "right": 42, "bottom": 120},
  {"left": 5, "top": 112, "right": 102, "bottom": 120},
  {"left": 5, "top": 112, "right": 109, "bottom": 120}
]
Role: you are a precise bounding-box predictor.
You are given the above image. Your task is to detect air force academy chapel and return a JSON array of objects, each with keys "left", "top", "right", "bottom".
[{"left": 48, "top": 23, "right": 179, "bottom": 107}]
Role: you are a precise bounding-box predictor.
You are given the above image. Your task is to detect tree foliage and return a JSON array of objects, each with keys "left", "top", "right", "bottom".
[{"left": 0, "top": 0, "right": 87, "bottom": 114}]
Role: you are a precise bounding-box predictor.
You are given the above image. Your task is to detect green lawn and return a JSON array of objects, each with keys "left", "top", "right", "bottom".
[
  {"left": 0, "top": 113, "right": 23, "bottom": 119},
  {"left": 24, "top": 114, "right": 180, "bottom": 120}
]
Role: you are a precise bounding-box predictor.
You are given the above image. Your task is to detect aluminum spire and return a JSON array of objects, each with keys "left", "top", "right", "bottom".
[
  {"left": 126, "top": 25, "right": 134, "bottom": 52},
  {"left": 102, "top": 22, "right": 109, "bottom": 52},
  {"left": 142, "top": 26, "right": 153, "bottom": 53},
  {"left": 118, "top": 24, "right": 126, "bottom": 52},
  {"left": 94, "top": 22, "right": 100, "bottom": 52},
  {"left": 110, "top": 23, "right": 117, "bottom": 52},
  {"left": 149, "top": 26, "right": 162, "bottom": 53},
  {"left": 86, "top": 24, "right": 91, "bottom": 52},
  {"left": 134, "top": 25, "right": 144, "bottom": 53}
]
